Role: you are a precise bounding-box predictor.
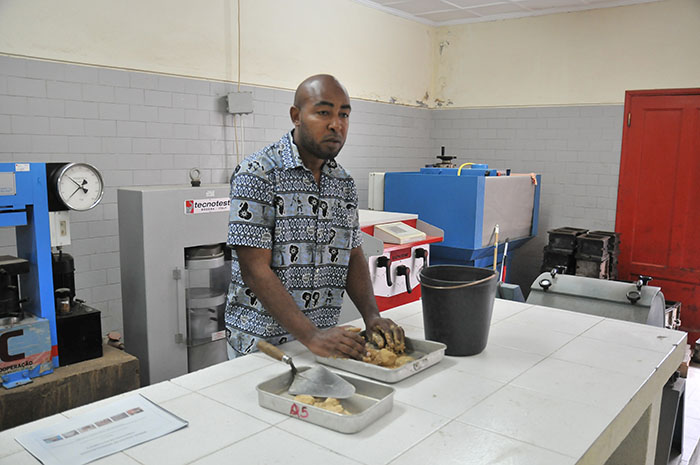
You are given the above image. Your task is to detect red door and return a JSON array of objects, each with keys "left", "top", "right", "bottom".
[{"left": 616, "top": 89, "right": 700, "bottom": 346}]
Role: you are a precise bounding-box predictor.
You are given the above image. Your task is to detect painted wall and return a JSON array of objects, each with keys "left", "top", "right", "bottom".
[
  {"left": 431, "top": 105, "right": 623, "bottom": 294},
  {"left": 0, "top": 55, "right": 434, "bottom": 334},
  {"left": 1, "top": 0, "right": 697, "bottom": 108},
  {"left": 0, "top": 0, "right": 435, "bottom": 107},
  {"left": 434, "top": 0, "right": 700, "bottom": 107}
]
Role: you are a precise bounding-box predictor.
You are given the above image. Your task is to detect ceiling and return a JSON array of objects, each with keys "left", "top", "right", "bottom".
[{"left": 352, "top": 0, "right": 663, "bottom": 25}]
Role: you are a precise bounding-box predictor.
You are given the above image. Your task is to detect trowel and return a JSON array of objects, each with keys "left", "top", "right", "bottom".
[{"left": 257, "top": 341, "right": 355, "bottom": 399}]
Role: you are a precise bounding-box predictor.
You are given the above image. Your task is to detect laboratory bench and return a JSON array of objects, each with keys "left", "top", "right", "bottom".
[
  {"left": 0, "top": 299, "right": 687, "bottom": 465},
  {"left": 0, "top": 344, "right": 140, "bottom": 431}
]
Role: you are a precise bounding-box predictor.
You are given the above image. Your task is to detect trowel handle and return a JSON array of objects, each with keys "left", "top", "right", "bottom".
[{"left": 257, "top": 340, "right": 288, "bottom": 362}]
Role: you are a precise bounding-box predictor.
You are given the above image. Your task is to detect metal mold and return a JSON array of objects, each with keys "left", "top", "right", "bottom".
[
  {"left": 316, "top": 337, "right": 446, "bottom": 383},
  {"left": 256, "top": 367, "right": 394, "bottom": 434}
]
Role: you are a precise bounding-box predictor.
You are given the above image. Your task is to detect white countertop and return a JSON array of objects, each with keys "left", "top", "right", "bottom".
[
  {"left": 358, "top": 209, "right": 417, "bottom": 228},
  {"left": 0, "top": 299, "right": 686, "bottom": 465}
]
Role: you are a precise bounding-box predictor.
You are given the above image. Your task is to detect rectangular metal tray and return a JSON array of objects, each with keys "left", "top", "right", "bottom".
[
  {"left": 256, "top": 367, "right": 394, "bottom": 434},
  {"left": 315, "top": 337, "right": 446, "bottom": 383}
]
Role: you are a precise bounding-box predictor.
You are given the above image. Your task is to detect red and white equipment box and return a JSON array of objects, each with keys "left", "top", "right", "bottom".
[{"left": 359, "top": 211, "right": 443, "bottom": 311}]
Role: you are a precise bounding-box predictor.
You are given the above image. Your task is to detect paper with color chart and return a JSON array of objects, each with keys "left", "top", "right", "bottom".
[{"left": 15, "top": 394, "right": 188, "bottom": 465}]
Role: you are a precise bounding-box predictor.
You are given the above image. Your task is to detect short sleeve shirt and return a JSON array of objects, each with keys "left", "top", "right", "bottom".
[{"left": 225, "top": 131, "right": 362, "bottom": 353}]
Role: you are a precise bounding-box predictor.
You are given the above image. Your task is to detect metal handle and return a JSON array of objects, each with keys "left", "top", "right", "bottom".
[
  {"left": 414, "top": 248, "right": 427, "bottom": 269},
  {"left": 257, "top": 340, "right": 293, "bottom": 365},
  {"left": 173, "top": 267, "right": 186, "bottom": 344},
  {"left": 396, "top": 265, "right": 412, "bottom": 294},
  {"left": 550, "top": 265, "right": 567, "bottom": 278},
  {"left": 636, "top": 275, "right": 653, "bottom": 290},
  {"left": 376, "top": 256, "right": 392, "bottom": 287},
  {"left": 419, "top": 272, "right": 497, "bottom": 290}
]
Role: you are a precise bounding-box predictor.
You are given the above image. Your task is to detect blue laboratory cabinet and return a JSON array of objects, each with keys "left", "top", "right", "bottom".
[{"left": 384, "top": 167, "right": 541, "bottom": 270}]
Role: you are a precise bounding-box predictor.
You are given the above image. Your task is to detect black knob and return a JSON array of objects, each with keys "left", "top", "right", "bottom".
[
  {"left": 626, "top": 289, "right": 641, "bottom": 304},
  {"left": 636, "top": 275, "right": 653, "bottom": 289},
  {"left": 414, "top": 248, "right": 428, "bottom": 269},
  {"left": 539, "top": 278, "right": 552, "bottom": 291},
  {"left": 436, "top": 146, "right": 456, "bottom": 163},
  {"left": 376, "top": 256, "right": 392, "bottom": 287},
  {"left": 396, "top": 265, "right": 412, "bottom": 294},
  {"left": 550, "top": 265, "right": 567, "bottom": 278}
]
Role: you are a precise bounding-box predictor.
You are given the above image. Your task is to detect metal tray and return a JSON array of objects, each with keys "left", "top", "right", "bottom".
[
  {"left": 256, "top": 367, "right": 394, "bottom": 434},
  {"left": 315, "top": 337, "right": 446, "bottom": 383}
]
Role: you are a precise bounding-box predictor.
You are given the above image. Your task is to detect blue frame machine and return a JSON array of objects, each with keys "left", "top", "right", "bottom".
[
  {"left": 384, "top": 166, "right": 541, "bottom": 271},
  {"left": 0, "top": 163, "right": 58, "bottom": 371}
]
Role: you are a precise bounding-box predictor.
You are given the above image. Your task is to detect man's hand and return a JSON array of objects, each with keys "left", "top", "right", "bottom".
[
  {"left": 303, "top": 326, "right": 367, "bottom": 360},
  {"left": 365, "top": 316, "right": 405, "bottom": 353}
]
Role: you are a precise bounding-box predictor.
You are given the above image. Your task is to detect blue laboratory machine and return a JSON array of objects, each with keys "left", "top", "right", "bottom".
[
  {"left": 0, "top": 162, "right": 105, "bottom": 388},
  {"left": 0, "top": 163, "right": 57, "bottom": 388},
  {"left": 382, "top": 163, "right": 541, "bottom": 277}
]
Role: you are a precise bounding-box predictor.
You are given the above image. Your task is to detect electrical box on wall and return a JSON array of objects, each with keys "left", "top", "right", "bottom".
[{"left": 226, "top": 91, "right": 253, "bottom": 114}]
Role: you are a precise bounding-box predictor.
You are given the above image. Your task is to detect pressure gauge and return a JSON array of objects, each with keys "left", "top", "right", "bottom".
[{"left": 51, "top": 163, "right": 104, "bottom": 211}]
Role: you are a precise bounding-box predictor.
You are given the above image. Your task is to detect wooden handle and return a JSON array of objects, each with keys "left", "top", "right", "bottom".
[{"left": 257, "top": 340, "right": 286, "bottom": 361}]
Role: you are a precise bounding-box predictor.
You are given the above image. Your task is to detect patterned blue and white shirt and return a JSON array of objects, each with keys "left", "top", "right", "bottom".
[{"left": 225, "top": 131, "right": 362, "bottom": 356}]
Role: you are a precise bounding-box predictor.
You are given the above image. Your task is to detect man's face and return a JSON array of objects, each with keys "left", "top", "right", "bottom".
[{"left": 291, "top": 82, "right": 351, "bottom": 161}]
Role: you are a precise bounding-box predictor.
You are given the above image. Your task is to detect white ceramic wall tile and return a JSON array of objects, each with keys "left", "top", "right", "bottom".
[
  {"left": 686, "top": 389, "right": 700, "bottom": 420},
  {"left": 449, "top": 343, "right": 545, "bottom": 383},
  {"left": 510, "top": 305, "right": 603, "bottom": 335},
  {"left": 683, "top": 417, "right": 700, "bottom": 461},
  {"left": 123, "top": 392, "right": 268, "bottom": 465},
  {"left": 391, "top": 366, "right": 503, "bottom": 418},
  {"left": 400, "top": 323, "right": 425, "bottom": 340},
  {"left": 91, "top": 452, "right": 143, "bottom": 464},
  {"left": 581, "top": 319, "right": 686, "bottom": 353},
  {"left": 458, "top": 385, "right": 613, "bottom": 458},
  {"left": 510, "top": 358, "right": 646, "bottom": 415},
  {"left": 393, "top": 311, "right": 424, "bottom": 329},
  {"left": 382, "top": 301, "right": 423, "bottom": 322},
  {"left": 551, "top": 337, "right": 668, "bottom": 378},
  {"left": 61, "top": 381, "right": 191, "bottom": 418},
  {"left": 199, "top": 363, "right": 294, "bottom": 425},
  {"left": 276, "top": 401, "right": 449, "bottom": 465},
  {"left": 490, "top": 298, "right": 531, "bottom": 323},
  {"left": 0, "top": 452, "right": 41, "bottom": 465},
  {"left": 189, "top": 427, "right": 363, "bottom": 465},
  {"left": 390, "top": 420, "right": 576, "bottom": 465},
  {"left": 0, "top": 414, "right": 66, "bottom": 459},
  {"left": 488, "top": 319, "right": 575, "bottom": 355},
  {"left": 170, "top": 353, "right": 273, "bottom": 391}
]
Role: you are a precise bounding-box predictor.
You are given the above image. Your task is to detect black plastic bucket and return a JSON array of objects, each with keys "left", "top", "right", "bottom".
[{"left": 420, "top": 265, "right": 499, "bottom": 356}]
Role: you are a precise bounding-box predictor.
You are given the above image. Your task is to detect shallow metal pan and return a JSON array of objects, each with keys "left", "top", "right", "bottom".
[
  {"left": 256, "top": 367, "right": 394, "bottom": 434},
  {"left": 315, "top": 338, "right": 446, "bottom": 383}
]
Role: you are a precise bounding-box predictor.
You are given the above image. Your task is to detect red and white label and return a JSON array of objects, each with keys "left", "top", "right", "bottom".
[{"left": 184, "top": 198, "right": 231, "bottom": 215}]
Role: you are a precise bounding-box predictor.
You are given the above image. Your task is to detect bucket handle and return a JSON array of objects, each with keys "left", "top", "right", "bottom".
[{"left": 419, "top": 272, "right": 497, "bottom": 290}]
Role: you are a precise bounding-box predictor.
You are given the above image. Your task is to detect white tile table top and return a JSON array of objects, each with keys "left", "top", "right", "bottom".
[{"left": 2, "top": 299, "right": 687, "bottom": 465}]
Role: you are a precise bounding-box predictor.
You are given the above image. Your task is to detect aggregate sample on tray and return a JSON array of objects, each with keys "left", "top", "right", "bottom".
[
  {"left": 362, "top": 327, "right": 414, "bottom": 369},
  {"left": 293, "top": 395, "right": 351, "bottom": 415}
]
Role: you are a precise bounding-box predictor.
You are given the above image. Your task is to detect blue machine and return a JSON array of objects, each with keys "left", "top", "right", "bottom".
[
  {"left": 0, "top": 163, "right": 57, "bottom": 387},
  {"left": 384, "top": 165, "right": 541, "bottom": 273}
]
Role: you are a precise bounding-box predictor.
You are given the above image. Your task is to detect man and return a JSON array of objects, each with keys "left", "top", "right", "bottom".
[{"left": 225, "top": 74, "right": 404, "bottom": 359}]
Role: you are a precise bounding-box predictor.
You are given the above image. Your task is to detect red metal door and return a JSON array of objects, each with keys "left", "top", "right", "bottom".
[{"left": 616, "top": 89, "right": 700, "bottom": 345}]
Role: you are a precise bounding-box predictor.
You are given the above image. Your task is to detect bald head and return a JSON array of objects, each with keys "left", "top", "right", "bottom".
[
  {"left": 290, "top": 74, "right": 351, "bottom": 163},
  {"left": 293, "top": 74, "right": 348, "bottom": 109}
]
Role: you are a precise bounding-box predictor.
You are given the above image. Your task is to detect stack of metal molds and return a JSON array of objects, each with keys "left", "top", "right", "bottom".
[
  {"left": 588, "top": 230, "right": 620, "bottom": 280},
  {"left": 575, "top": 233, "right": 610, "bottom": 278},
  {"left": 574, "top": 231, "right": 621, "bottom": 279},
  {"left": 540, "top": 227, "right": 588, "bottom": 274}
]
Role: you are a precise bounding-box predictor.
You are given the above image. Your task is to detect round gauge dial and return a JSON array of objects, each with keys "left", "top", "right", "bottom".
[{"left": 55, "top": 163, "right": 104, "bottom": 211}]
